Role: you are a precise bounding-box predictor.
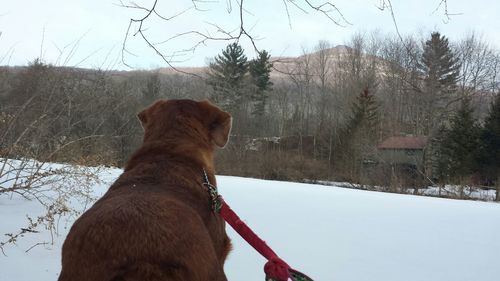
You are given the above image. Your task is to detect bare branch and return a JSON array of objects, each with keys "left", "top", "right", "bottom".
[
  {"left": 302, "top": 0, "right": 351, "bottom": 26},
  {"left": 25, "top": 242, "right": 49, "bottom": 253},
  {"left": 376, "top": 1, "right": 403, "bottom": 43},
  {"left": 432, "top": 0, "right": 463, "bottom": 23},
  {"left": 281, "top": 0, "right": 293, "bottom": 29},
  {"left": 120, "top": 0, "right": 353, "bottom": 73}
]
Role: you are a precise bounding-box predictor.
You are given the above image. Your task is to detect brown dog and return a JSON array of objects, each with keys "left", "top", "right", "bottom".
[{"left": 59, "top": 99, "right": 232, "bottom": 281}]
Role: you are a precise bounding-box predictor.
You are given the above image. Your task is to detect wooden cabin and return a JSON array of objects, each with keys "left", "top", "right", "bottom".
[{"left": 377, "top": 136, "right": 428, "bottom": 168}]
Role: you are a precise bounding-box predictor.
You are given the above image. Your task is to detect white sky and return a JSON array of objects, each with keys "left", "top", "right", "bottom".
[{"left": 1, "top": 0, "right": 499, "bottom": 70}]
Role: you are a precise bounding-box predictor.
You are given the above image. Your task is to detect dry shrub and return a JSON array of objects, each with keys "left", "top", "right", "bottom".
[
  {"left": 0, "top": 158, "right": 101, "bottom": 255},
  {"left": 216, "top": 146, "right": 329, "bottom": 182}
]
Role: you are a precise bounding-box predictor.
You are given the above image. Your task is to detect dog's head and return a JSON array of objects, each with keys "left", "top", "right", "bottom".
[{"left": 137, "top": 99, "right": 232, "bottom": 149}]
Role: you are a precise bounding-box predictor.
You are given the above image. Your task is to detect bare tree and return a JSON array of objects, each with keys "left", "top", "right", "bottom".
[
  {"left": 313, "top": 40, "right": 333, "bottom": 133},
  {"left": 379, "top": 34, "right": 423, "bottom": 135},
  {"left": 0, "top": 61, "right": 147, "bottom": 254}
]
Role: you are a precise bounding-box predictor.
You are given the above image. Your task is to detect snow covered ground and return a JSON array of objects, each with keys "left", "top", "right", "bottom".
[
  {"left": 314, "top": 180, "right": 498, "bottom": 201},
  {"left": 1, "top": 165, "right": 500, "bottom": 281}
]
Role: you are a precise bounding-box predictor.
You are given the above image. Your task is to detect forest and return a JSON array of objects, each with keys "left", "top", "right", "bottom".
[{"left": 1, "top": 31, "right": 499, "bottom": 199}]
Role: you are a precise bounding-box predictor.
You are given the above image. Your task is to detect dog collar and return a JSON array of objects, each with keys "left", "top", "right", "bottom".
[{"left": 202, "top": 169, "right": 222, "bottom": 212}]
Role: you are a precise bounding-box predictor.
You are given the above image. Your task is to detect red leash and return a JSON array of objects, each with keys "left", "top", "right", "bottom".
[
  {"left": 203, "top": 169, "right": 313, "bottom": 281},
  {"left": 219, "top": 199, "right": 292, "bottom": 280}
]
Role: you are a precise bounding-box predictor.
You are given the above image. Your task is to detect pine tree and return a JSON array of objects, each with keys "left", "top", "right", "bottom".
[
  {"left": 207, "top": 43, "right": 248, "bottom": 111},
  {"left": 421, "top": 32, "right": 460, "bottom": 90},
  {"left": 340, "top": 88, "right": 379, "bottom": 179},
  {"left": 347, "top": 88, "right": 379, "bottom": 136},
  {"left": 477, "top": 93, "right": 500, "bottom": 184},
  {"left": 437, "top": 98, "right": 480, "bottom": 182},
  {"left": 419, "top": 32, "right": 460, "bottom": 134},
  {"left": 428, "top": 124, "right": 448, "bottom": 182},
  {"left": 248, "top": 50, "right": 273, "bottom": 117}
]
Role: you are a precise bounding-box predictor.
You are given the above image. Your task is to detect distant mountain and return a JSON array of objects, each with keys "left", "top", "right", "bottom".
[
  {"left": 1, "top": 45, "right": 388, "bottom": 81},
  {"left": 154, "top": 45, "right": 364, "bottom": 79}
]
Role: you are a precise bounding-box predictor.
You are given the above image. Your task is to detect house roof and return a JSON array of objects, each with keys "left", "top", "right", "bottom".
[{"left": 378, "top": 136, "right": 428, "bottom": 150}]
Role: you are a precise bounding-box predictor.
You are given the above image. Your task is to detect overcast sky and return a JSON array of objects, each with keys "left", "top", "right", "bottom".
[{"left": 1, "top": 0, "right": 499, "bottom": 70}]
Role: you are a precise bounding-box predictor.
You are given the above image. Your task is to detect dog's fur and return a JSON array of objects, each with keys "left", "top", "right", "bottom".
[{"left": 58, "top": 99, "right": 232, "bottom": 281}]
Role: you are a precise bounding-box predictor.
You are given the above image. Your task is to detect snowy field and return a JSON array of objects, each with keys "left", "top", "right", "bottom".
[{"left": 1, "top": 165, "right": 500, "bottom": 281}]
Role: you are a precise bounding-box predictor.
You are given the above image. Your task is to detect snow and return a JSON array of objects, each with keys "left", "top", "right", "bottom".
[
  {"left": 1, "top": 165, "right": 500, "bottom": 281},
  {"left": 314, "top": 180, "right": 498, "bottom": 201},
  {"left": 419, "top": 185, "right": 497, "bottom": 201}
]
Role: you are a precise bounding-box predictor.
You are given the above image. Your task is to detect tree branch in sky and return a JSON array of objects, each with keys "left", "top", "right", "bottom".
[
  {"left": 119, "top": 0, "right": 457, "bottom": 71},
  {"left": 119, "top": 0, "right": 352, "bottom": 72}
]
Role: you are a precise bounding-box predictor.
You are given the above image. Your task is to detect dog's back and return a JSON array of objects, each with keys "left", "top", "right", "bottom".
[{"left": 59, "top": 100, "right": 232, "bottom": 281}]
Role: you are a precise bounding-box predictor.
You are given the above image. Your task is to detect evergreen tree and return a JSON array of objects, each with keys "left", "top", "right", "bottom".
[
  {"left": 248, "top": 50, "right": 273, "bottom": 117},
  {"left": 419, "top": 32, "right": 460, "bottom": 134},
  {"left": 477, "top": 93, "right": 500, "bottom": 183},
  {"left": 428, "top": 124, "right": 448, "bottom": 181},
  {"left": 421, "top": 32, "right": 460, "bottom": 90},
  {"left": 347, "top": 88, "right": 379, "bottom": 136},
  {"left": 207, "top": 42, "right": 248, "bottom": 111},
  {"left": 437, "top": 98, "right": 480, "bottom": 182},
  {"left": 340, "top": 88, "right": 379, "bottom": 178}
]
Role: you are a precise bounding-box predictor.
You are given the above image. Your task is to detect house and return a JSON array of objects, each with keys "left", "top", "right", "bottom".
[{"left": 377, "top": 136, "right": 428, "bottom": 168}]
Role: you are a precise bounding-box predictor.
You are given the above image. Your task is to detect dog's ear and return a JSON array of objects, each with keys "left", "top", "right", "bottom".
[
  {"left": 137, "top": 100, "right": 163, "bottom": 129},
  {"left": 199, "top": 100, "right": 232, "bottom": 148},
  {"left": 211, "top": 112, "right": 232, "bottom": 148},
  {"left": 137, "top": 110, "right": 147, "bottom": 126}
]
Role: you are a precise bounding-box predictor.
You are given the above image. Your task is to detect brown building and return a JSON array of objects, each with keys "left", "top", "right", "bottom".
[{"left": 377, "top": 136, "right": 428, "bottom": 168}]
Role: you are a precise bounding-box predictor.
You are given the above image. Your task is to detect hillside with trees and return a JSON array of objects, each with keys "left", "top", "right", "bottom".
[{"left": 1, "top": 31, "right": 499, "bottom": 200}]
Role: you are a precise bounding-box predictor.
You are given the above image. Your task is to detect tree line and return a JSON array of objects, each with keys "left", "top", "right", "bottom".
[
  {"left": 205, "top": 32, "right": 499, "bottom": 192},
  {"left": 1, "top": 30, "right": 499, "bottom": 199}
]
